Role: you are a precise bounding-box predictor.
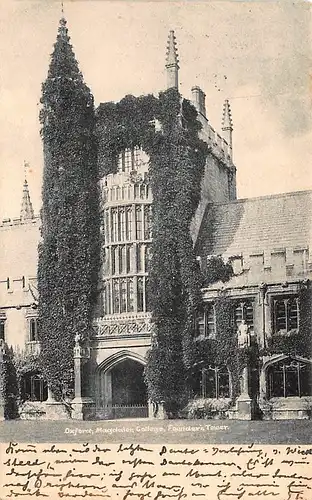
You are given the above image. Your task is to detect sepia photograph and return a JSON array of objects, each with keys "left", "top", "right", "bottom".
[{"left": 0, "top": 0, "right": 312, "bottom": 498}]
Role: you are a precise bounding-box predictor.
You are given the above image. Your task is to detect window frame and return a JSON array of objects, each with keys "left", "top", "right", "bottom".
[{"left": 272, "top": 295, "right": 299, "bottom": 335}]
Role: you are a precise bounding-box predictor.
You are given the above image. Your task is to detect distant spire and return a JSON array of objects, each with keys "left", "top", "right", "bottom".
[
  {"left": 222, "top": 99, "right": 233, "bottom": 155},
  {"left": 165, "top": 30, "right": 179, "bottom": 90},
  {"left": 20, "top": 164, "right": 34, "bottom": 220},
  {"left": 222, "top": 99, "right": 233, "bottom": 130}
]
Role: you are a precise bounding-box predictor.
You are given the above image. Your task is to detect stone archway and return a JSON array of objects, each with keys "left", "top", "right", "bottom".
[{"left": 96, "top": 351, "right": 148, "bottom": 419}]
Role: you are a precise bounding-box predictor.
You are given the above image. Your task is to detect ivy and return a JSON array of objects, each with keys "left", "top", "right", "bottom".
[
  {"left": 37, "top": 19, "right": 100, "bottom": 401},
  {"left": 0, "top": 344, "right": 19, "bottom": 419},
  {"left": 96, "top": 88, "right": 208, "bottom": 413},
  {"left": 265, "top": 282, "right": 312, "bottom": 358}
]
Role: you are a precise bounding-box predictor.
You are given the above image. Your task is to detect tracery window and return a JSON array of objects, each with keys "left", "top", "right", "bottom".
[
  {"left": 127, "top": 279, "right": 134, "bottom": 312},
  {"left": 126, "top": 207, "right": 133, "bottom": 241},
  {"left": 234, "top": 300, "right": 254, "bottom": 330},
  {"left": 119, "top": 208, "right": 126, "bottom": 241},
  {"left": 268, "top": 358, "right": 312, "bottom": 398},
  {"left": 21, "top": 372, "right": 48, "bottom": 402},
  {"left": 118, "top": 146, "right": 146, "bottom": 173},
  {"left": 126, "top": 245, "right": 133, "bottom": 274},
  {"left": 111, "top": 246, "right": 117, "bottom": 275},
  {"left": 29, "top": 318, "right": 38, "bottom": 342},
  {"left": 137, "top": 278, "right": 144, "bottom": 312},
  {"left": 112, "top": 209, "right": 118, "bottom": 242},
  {"left": 144, "top": 206, "right": 152, "bottom": 239},
  {"left": 136, "top": 207, "right": 143, "bottom": 240},
  {"left": 273, "top": 296, "right": 299, "bottom": 334},
  {"left": 195, "top": 304, "right": 216, "bottom": 339},
  {"left": 119, "top": 246, "right": 126, "bottom": 274},
  {"left": 113, "top": 280, "right": 120, "bottom": 314},
  {"left": 192, "top": 366, "right": 230, "bottom": 399},
  {"left": 120, "top": 279, "right": 127, "bottom": 313}
]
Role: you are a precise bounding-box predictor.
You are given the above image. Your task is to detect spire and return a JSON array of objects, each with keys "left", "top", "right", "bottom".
[
  {"left": 222, "top": 99, "right": 233, "bottom": 130},
  {"left": 20, "top": 163, "right": 34, "bottom": 220},
  {"left": 222, "top": 99, "right": 233, "bottom": 155},
  {"left": 165, "top": 30, "right": 179, "bottom": 90},
  {"left": 45, "top": 15, "right": 83, "bottom": 84}
]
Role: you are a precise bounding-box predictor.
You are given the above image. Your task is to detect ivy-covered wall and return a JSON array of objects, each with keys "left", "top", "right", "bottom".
[
  {"left": 37, "top": 19, "right": 100, "bottom": 401},
  {"left": 96, "top": 88, "right": 208, "bottom": 413}
]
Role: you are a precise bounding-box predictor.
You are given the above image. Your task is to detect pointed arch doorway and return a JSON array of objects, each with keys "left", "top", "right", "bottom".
[{"left": 97, "top": 351, "right": 148, "bottom": 419}]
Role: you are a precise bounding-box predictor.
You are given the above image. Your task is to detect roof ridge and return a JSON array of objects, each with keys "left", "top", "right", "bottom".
[{"left": 209, "top": 189, "right": 312, "bottom": 207}]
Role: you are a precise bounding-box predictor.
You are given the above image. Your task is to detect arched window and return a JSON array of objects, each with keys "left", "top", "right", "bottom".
[
  {"left": 235, "top": 300, "right": 254, "bottom": 330},
  {"left": 29, "top": 318, "right": 38, "bottom": 342},
  {"left": 267, "top": 358, "right": 312, "bottom": 398},
  {"left": 273, "top": 296, "right": 299, "bottom": 334},
  {"left": 136, "top": 207, "right": 143, "bottom": 240},
  {"left": 195, "top": 304, "right": 216, "bottom": 339},
  {"left": 21, "top": 371, "right": 48, "bottom": 402},
  {"left": 192, "top": 366, "right": 230, "bottom": 399}
]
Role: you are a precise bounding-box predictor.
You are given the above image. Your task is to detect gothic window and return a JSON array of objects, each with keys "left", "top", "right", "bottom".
[
  {"left": 113, "top": 280, "right": 120, "bottom": 314},
  {"left": 126, "top": 245, "right": 133, "bottom": 274},
  {"left": 268, "top": 358, "right": 312, "bottom": 398},
  {"left": 119, "top": 246, "right": 126, "bottom": 274},
  {"left": 119, "top": 208, "right": 126, "bottom": 241},
  {"left": 193, "top": 366, "right": 230, "bottom": 399},
  {"left": 21, "top": 372, "right": 48, "bottom": 402},
  {"left": 29, "top": 318, "right": 38, "bottom": 342},
  {"left": 133, "top": 146, "right": 140, "bottom": 168},
  {"left": 136, "top": 206, "right": 143, "bottom": 240},
  {"left": 104, "top": 210, "right": 109, "bottom": 243},
  {"left": 137, "top": 278, "right": 144, "bottom": 312},
  {"left": 120, "top": 279, "right": 127, "bottom": 313},
  {"left": 145, "top": 245, "right": 152, "bottom": 273},
  {"left": 195, "top": 304, "right": 216, "bottom": 339},
  {"left": 235, "top": 300, "right": 254, "bottom": 330},
  {"left": 126, "top": 207, "right": 133, "bottom": 241},
  {"left": 273, "top": 296, "right": 299, "bottom": 334},
  {"left": 144, "top": 206, "right": 152, "bottom": 239},
  {"left": 112, "top": 209, "right": 118, "bottom": 242},
  {"left": 140, "top": 184, "right": 146, "bottom": 199},
  {"left": 127, "top": 279, "right": 134, "bottom": 312},
  {"left": 105, "top": 282, "right": 111, "bottom": 315},
  {"left": 124, "top": 149, "right": 132, "bottom": 172},
  {"left": 0, "top": 319, "right": 5, "bottom": 341},
  {"left": 136, "top": 244, "right": 145, "bottom": 273},
  {"left": 111, "top": 246, "right": 117, "bottom": 275}
]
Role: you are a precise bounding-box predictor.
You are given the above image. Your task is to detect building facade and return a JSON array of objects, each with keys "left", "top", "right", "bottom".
[{"left": 0, "top": 22, "right": 311, "bottom": 420}]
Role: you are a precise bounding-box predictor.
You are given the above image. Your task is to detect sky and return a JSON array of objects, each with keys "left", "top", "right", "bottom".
[{"left": 0, "top": 0, "right": 311, "bottom": 219}]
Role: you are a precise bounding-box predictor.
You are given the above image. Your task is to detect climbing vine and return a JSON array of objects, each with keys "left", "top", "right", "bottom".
[
  {"left": 0, "top": 344, "right": 19, "bottom": 419},
  {"left": 96, "top": 88, "right": 208, "bottom": 413},
  {"left": 265, "top": 282, "right": 312, "bottom": 357},
  {"left": 38, "top": 19, "right": 100, "bottom": 400}
]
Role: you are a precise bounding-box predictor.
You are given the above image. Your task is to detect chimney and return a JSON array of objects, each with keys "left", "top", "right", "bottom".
[{"left": 191, "top": 86, "right": 206, "bottom": 117}]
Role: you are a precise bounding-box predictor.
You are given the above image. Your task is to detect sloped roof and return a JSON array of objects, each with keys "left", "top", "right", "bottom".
[{"left": 196, "top": 190, "right": 312, "bottom": 258}]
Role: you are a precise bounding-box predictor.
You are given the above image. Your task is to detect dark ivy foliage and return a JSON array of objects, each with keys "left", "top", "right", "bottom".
[
  {"left": 202, "top": 256, "right": 234, "bottom": 287},
  {"left": 265, "top": 283, "right": 312, "bottom": 358},
  {"left": 38, "top": 18, "right": 100, "bottom": 400},
  {"left": 96, "top": 88, "right": 208, "bottom": 412},
  {"left": 0, "top": 344, "right": 19, "bottom": 419}
]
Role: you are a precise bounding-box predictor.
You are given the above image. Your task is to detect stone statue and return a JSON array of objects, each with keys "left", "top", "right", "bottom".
[{"left": 237, "top": 320, "right": 250, "bottom": 348}]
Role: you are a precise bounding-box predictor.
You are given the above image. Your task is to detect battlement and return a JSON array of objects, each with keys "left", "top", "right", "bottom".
[
  {"left": 0, "top": 215, "right": 40, "bottom": 229},
  {"left": 199, "top": 117, "right": 233, "bottom": 168},
  {"left": 201, "top": 246, "right": 312, "bottom": 289}
]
